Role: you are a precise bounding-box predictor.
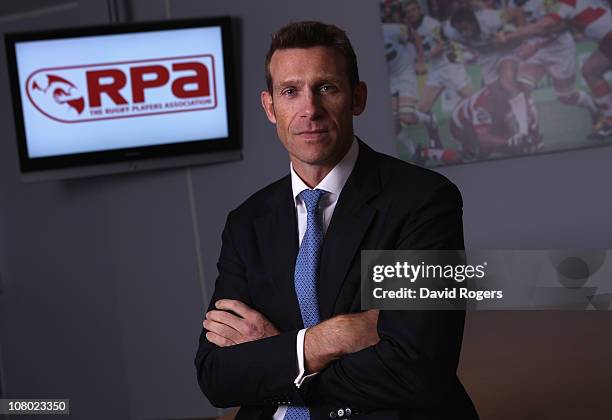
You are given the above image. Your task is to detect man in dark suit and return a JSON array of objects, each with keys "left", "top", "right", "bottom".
[{"left": 195, "top": 21, "right": 479, "bottom": 420}]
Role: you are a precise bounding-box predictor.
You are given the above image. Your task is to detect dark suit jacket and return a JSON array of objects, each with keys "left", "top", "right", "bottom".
[{"left": 195, "top": 140, "right": 479, "bottom": 420}]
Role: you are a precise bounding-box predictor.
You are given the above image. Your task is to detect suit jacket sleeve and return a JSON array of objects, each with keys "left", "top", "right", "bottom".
[
  {"left": 300, "top": 180, "right": 467, "bottom": 411},
  {"left": 194, "top": 210, "right": 304, "bottom": 408}
]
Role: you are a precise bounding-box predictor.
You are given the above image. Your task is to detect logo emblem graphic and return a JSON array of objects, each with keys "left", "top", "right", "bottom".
[
  {"left": 28, "top": 73, "right": 85, "bottom": 119},
  {"left": 25, "top": 55, "right": 217, "bottom": 123}
]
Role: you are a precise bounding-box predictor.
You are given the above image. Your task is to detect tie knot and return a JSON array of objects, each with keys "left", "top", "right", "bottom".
[{"left": 299, "top": 189, "right": 325, "bottom": 213}]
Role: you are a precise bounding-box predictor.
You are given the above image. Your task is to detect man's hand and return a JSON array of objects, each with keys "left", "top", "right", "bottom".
[
  {"left": 204, "top": 299, "right": 280, "bottom": 347},
  {"left": 493, "top": 31, "right": 508, "bottom": 46},
  {"left": 304, "top": 310, "right": 380, "bottom": 374}
]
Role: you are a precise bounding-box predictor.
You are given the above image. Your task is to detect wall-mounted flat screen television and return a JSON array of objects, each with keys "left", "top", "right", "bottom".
[{"left": 5, "top": 17, "right": 240, "bottom": 181}]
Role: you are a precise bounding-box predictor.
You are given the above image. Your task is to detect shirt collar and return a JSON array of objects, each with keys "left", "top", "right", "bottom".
[{"left": 290, "top": 137, "right": 359, "bottom": 204}]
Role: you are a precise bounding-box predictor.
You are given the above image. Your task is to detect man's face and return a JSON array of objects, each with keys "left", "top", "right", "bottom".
[
  {"left": 404, "top": 3, "right": 422, "bottom": 26},
  {"left": 261, "top": 46, "right": 366, "bottom": 171},
  {"left": 454, "top": 20, "right": 478, "bottom": 41}
]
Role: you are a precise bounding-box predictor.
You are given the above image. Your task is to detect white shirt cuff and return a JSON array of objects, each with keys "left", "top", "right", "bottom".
[{"left": 294, "top": 328, "right": 318, "bottom": 388}]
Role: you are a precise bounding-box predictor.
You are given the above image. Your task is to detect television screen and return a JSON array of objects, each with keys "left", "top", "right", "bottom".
[{"left": 5, "top": 17, "right": 239, "bottom": 181}]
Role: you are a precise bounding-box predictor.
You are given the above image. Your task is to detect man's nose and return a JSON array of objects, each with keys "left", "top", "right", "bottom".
[{"left": 299, "top": 90, "right": 322, "bottom": 118}]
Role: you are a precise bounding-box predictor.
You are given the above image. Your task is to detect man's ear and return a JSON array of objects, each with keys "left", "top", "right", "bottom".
[
  {"left": 351, "top": 81, "right": 368, "bottom": 116},
  {"left": 260, "top": 90, "right": 277, "bottom": 124}
]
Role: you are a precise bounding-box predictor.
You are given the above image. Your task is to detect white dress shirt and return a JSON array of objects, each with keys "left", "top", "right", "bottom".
[{"left": 273, "top": 138, "right": 359, "bottom": 420}]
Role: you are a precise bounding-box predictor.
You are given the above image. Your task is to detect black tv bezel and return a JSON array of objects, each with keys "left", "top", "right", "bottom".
[{"left": 4, "top": 16, "right": 240, "bottom": 175}]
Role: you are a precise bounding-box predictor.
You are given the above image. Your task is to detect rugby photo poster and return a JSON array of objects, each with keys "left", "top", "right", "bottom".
[{"left": 380, "top": 0, "right": 612, "bottom": 167}]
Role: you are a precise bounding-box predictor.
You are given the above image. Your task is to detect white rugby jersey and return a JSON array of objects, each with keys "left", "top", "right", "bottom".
[
  {"left": 548, "top": 0, "right": 612, "bottom": 41},
  {"left": 415, "top": 15, "right": 452, "bottom": 69},
  {"left": 383, "top": 23, "right": 417, "bottom": 77},
  {"left": 510, "top": 0, "right": 574, "bottom": 45}
]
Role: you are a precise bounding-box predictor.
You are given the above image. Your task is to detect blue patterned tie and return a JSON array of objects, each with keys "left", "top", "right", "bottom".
[{"left": 284, "top": 189, "right": 325, "bottom": 420}]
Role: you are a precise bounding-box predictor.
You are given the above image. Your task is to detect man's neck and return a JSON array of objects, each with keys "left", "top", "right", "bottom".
[
  {"left": 292, "top": 163, "right": 333, "bottom": 189},
  {"left": 291, "top": 140, "right": 354, "bottom": 188}
]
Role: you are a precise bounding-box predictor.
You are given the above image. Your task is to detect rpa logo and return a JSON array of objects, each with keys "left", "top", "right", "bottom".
[
  {"left": 25, "top": 55, "right": 217, "bottom": 123},
  {"left": 28, "top": 73, "right": 86, "bottom": 118}
]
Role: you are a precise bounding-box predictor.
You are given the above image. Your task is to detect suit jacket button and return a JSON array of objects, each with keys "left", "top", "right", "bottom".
[
  {"left": 329, "top": 411, "right": 337, "bottom": 418},
  {"left": 345, "top": 408, "right": 352, "bottom": 416},
  {"left": 337, "top": 409, "right": 345, "bottom": 417}
]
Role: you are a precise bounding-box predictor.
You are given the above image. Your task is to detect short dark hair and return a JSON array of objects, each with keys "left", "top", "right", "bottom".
[
  {"left": 450, "top": 7, "right": 479, "bottom": 31},
  {"left": 402, "top": 0, "right": 421, "bottom": 10},
  {"left": 264, "top": 21, "right": 360, "bottom": 92}
]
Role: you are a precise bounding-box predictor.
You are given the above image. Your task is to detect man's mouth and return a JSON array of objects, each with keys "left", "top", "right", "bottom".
[
  {"left": 295, "top": 129, "right": 329, "bottom": 141},
  {"left": 296, "top": 129, "right": 328, "bottom": 135}
]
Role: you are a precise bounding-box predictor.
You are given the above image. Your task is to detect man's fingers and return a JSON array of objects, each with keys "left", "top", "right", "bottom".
[
  {"left": 208, "top": 300, "right": 281, "bottom": 342},
  {"left": 206, "top": 310, "right": 251, "bottom": 336},
  {"left": 206, "top": 331, "right": 235, "bottom": 347},
  {"left": 203, "top": 319, "right": 240, "bottom": 345},
  {"left": 215, "top": 299, "right": 256, "bottom": 319}
]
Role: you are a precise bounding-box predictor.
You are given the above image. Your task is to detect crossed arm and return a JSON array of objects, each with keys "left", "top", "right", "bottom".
[
  {"left": 196, "top": 182, "right": 466, "bottom": 411},
  {"left": 204, "top": 299, "right": 380, "bottom": 374}
]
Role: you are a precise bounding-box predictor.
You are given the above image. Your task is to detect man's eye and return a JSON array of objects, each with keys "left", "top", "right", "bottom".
[
  {"left": 320, "top": 84, "right": 337, "bottom": 93},
  {"left": 281, "top": 88, "right": 296, "bottom": 96}
]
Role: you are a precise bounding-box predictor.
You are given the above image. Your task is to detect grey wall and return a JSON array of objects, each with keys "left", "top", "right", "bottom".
[
  {"left": 0, "top": 1, "right": 213, "bottom": 419},
  {"left": 1, "top": 1, "right": 611, "bottom": 419}
]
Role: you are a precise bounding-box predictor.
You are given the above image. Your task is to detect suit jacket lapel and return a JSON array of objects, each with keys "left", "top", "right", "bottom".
[
  {"left": 253, "top": 177, "right": 304, "bottom": 329},
  {"left": 253, "top": 141, "right": 382, "bottom": 326},
  {"left": 318, "top": 140, "right": 381, "bottom": 320}
]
